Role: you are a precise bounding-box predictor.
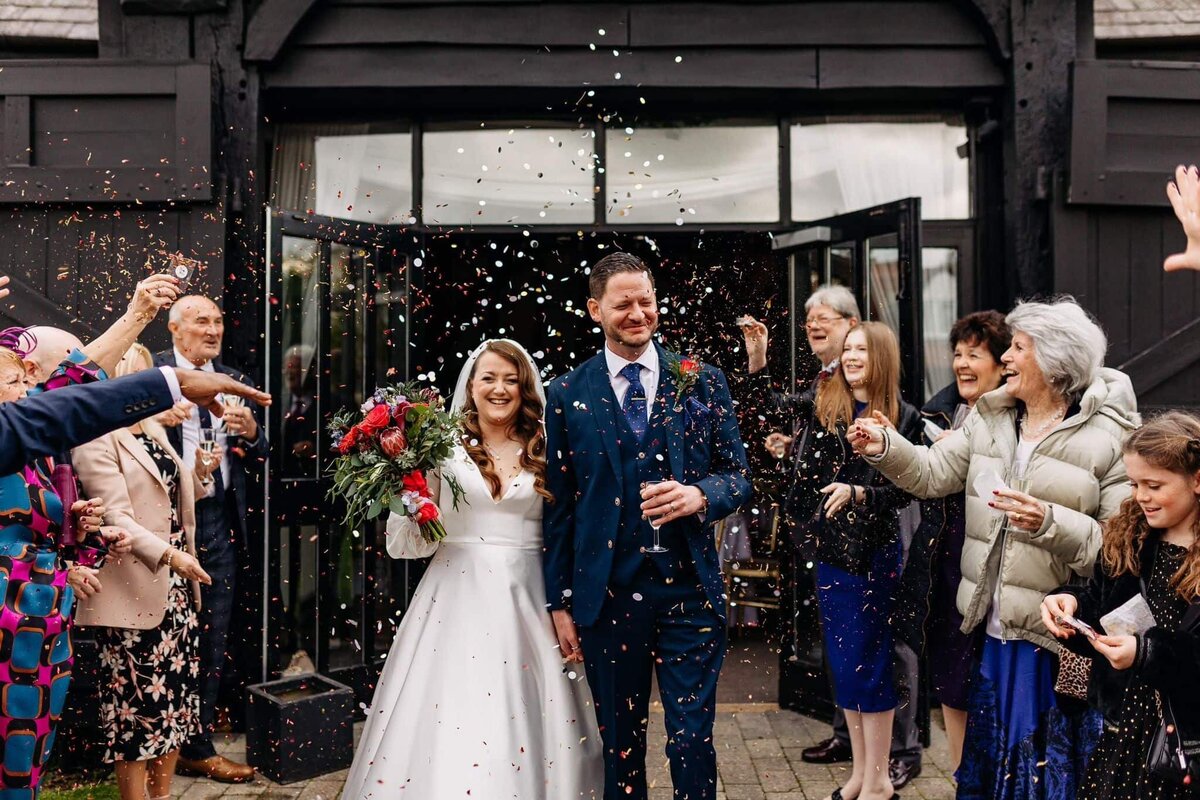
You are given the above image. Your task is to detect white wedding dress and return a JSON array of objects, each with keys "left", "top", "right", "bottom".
[{"left": 341, "top": 445, "right": 604, "bottom": 799}]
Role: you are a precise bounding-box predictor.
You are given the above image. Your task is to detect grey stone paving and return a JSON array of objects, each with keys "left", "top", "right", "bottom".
[{"left": 173, "top": 707, "right": 956, "bottom": 800}]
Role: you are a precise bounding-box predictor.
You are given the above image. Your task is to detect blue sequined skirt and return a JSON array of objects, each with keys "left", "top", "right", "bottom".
[{"left": 956, "top": 635, "right": 1104, "bottom": 800}]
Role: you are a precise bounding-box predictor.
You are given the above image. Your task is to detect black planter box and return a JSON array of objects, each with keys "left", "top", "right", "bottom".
[{"left": 245, "top": 674, "right": 355, "bottom": 784}]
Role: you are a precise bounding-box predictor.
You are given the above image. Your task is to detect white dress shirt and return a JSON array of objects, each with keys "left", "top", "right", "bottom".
[
  {"left": 174, "top": 348, "right": 231, "bottom": 495},
  {"left": 604, "top": 344, "right": 659, "bottom": 420}
]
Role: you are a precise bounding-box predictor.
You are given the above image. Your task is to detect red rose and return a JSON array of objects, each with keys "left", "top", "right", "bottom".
[
  {"left": 681, "top": 358, "right": 700, "bottom": 374},
  {"left": 415, "top": 503, "right": 439, "bottom": 525},
  {"left": 403, "top": 471, "right": 430, "bottom": 497},
  {"left": 362, "top": 404, "right": 391, "bottom": 434},
  {"left": 338, "top": 426, "right": 360, "bottom": 454},
  {"left": 379, "top": 427, "right": 407, "bottom": 458}
]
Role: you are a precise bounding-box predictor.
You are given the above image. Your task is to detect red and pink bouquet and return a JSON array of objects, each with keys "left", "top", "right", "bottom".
[{"left": 327, "top": 382, "right": 464, "bottom": 542}]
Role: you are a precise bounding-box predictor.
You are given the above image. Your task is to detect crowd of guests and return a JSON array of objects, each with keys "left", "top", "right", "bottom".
[
  {"left": 726, "top": 164, "right": 1200, "bottom": 800},
  {"left": 0, "top": 272, "right": 269, "bottom": 799}
]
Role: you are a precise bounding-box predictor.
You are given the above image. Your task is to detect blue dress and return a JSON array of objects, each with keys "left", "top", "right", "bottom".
[{"left": 817, "top": 536, "right": 902, "bottom": 712}]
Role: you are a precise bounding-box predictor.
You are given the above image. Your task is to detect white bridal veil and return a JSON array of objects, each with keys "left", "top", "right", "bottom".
[{"left": 450, "top": 339, "right": 546, "bottom": 413}]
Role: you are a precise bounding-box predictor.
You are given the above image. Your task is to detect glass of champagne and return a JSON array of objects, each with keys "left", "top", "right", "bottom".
[
  {"left": 221, "top": 393, "right": 247, "bottom": 437},
  {"left": 199, "top": 428, "right": 218, "bottom": 463},
  {"left": 641, "top": 480, "right": 670, "bottom": 554},
  {"left": 1005, "top": 463, "right": 1035, "bottom": 531}
]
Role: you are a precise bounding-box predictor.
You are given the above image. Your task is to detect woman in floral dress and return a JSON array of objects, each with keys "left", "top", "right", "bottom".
[{"left": 74, "top": 344, "right": 212, "bottom": 800}]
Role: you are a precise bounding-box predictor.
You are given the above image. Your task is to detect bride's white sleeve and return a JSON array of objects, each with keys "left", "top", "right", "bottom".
[{"left": 384, "top": 469, "right": 443, "bottom": 559}]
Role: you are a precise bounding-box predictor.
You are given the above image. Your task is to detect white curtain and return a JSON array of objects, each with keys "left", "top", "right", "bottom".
[{"left": 792, "top": 122, "right": 968, "bottom": 221}]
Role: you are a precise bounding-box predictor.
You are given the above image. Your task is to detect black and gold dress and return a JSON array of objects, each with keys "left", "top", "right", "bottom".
[
  {"left": 95, "top": 434, "right": 201, "bottom": 763},
  {"left": 1080, "top": 541, "right": 1198, "bottom": 800}
]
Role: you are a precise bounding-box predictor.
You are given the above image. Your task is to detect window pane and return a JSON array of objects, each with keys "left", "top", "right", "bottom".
[
  {"left": 279, "top": 235, "right": 320, "bottom": 480},
  {"left": 423, "top": 128, "right": 595, "bottom": 225},
  {"left": 791, "top": 122, "right": 969, "bottom": 221},
  {"left": 314, "top": 133, "right": 413, "bottom": 224},
  {"left": 607, "top": 126, "right": 779, "bottom": 224},
  {"left": 921, "top": 247, "right": 959, "bottom": 400}
]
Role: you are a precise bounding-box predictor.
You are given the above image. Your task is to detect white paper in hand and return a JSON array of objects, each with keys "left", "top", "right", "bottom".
[
  {"left": 973, "top": 470, "right": 1007, "bottom": 514},
  {"left": 1100, "top": 593, "right": 1157, "bottom": 637}
]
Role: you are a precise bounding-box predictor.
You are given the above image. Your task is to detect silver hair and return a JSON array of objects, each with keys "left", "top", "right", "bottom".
[
  {"left": 1006, "top": 297, "right": 1107, "bottom": 398},
  {"left": 804, "top": 284, "right": 861, "bottom": 321}
]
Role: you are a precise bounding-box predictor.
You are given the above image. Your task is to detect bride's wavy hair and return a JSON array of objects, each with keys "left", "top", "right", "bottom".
[
  {"left": 461, "top": 341, "right": 553, "bottom": 502},
  {"left": 1102, "top": 411, "right": 1200, "bottom": 601}
]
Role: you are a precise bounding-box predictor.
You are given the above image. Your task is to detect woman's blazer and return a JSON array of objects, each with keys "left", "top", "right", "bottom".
[{"left": 71, "top": 425, "right": 203, "bottom": 629}]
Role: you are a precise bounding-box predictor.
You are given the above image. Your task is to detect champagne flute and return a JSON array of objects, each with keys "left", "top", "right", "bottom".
[
  {"left": 641, "top": 480, "right": 670, "bottom": 554},
  {"left": 1005, "top": 463, "right": 1035, "bottom": 531},
  {"left": 199, "top": 428, "right": 218, "bottom": 462}
]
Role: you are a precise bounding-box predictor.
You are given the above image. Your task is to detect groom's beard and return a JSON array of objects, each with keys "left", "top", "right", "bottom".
[{"left": 604, "top": 319, "right": 657, "bottom": 352}]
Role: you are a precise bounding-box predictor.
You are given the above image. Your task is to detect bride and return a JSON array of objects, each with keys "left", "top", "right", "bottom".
[{"left": 342, "top": 339, "right": 603, "bottom": 799}]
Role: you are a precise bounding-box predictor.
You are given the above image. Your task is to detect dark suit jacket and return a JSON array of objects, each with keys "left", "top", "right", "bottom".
[
  {"left": 0, "top": 370, "right": 174, "bottom": 475},
  {"left": 153, "top": 350, "right": 268, "bottom": 540},
  {"left": 543, "top": 342, "right": 752, "bottom": 627}
]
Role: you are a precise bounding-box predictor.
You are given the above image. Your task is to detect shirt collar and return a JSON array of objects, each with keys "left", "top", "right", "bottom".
[
  {"left": 604, "top": 342, "right": 658, "bottom": 379},
  {"left": 174, "top": 347, "right": 215, "bottom": 372}
]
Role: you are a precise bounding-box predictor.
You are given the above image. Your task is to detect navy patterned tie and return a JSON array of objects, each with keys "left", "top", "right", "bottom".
[{"left": 620, "top": 362, "right": 648, "bottom": 441}]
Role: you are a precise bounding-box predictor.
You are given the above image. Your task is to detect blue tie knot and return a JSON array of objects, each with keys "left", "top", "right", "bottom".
[{"left": 620, "top": 362, "right": 643, "bottom": 385}]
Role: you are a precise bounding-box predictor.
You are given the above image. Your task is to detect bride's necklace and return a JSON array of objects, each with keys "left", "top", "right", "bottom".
[{"left": 1020, "top": 405, "right": 1066, "bottom": 440}]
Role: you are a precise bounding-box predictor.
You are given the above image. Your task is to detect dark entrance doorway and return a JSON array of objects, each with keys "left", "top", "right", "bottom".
[{"left": 771, "top": 199, "right": 927, "bottom": 731}]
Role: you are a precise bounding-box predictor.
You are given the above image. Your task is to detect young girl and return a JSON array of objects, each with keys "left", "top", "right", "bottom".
[{"left": 1042, "top": 410, "right": 1200, "bottom": 800}]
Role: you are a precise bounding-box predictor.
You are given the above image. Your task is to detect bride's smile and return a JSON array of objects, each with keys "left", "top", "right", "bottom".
[{"left": 470, "top": 351, "right": 522, "bottom": 428}]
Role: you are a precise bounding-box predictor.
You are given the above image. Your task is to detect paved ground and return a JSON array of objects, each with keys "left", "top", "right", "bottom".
[{"left": 171, "top": 705, "right": 957, "bottom": 800}]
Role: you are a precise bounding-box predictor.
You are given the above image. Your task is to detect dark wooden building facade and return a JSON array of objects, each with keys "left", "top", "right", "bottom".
[{"left": 3, "top": 0, "right": 1199, "bottom": 714}]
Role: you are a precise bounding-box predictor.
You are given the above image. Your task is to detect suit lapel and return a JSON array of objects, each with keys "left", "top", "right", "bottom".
[
  {"left": 117, "top": 429, "right": 169, "bottom": 493},
  {"left": 652, "top": 345, "right": 685, "bottom": 483},
  {"left": 584, "top": 356, "right": 625, "bottom": 491}
]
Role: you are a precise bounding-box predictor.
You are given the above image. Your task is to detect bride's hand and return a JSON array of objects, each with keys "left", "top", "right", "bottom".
[{"left": 551, "top": 610, "right": 584, "bottom": 663}]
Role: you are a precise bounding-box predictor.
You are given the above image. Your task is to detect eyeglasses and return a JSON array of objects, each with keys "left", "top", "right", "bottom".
[{"left": 805, "top": 314, "right": 847, "bottom": 328}]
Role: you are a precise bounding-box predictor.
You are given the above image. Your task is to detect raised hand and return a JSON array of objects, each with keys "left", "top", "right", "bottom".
[
  {"left": 0, "top": 274, "right": 9, "bottom": 301},
  {"left": 739, "top": 315, "right": 769, "bottom": 372},
  {"left": 764, "top": 431, "right": 793, "bottom": 459},
  {"left": 1166, "top": 164, "right": 1200, "bottom": 272},
  {"left": 129, "top": 273, "right": 183, "bottom": 323},
  {"left": 174, "top": 369, "right": 271, "bottom": 417},
  {"left": 848, "top": 417, "right": 886, "bottom": 456}
]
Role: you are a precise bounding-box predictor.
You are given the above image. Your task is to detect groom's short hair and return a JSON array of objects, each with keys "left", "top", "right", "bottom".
[{"left": 589, "top": 252, "right": 655, "bottom": 300}]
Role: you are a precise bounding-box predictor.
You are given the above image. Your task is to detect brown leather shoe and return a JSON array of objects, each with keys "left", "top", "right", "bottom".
[{"left": 176, "top": 755, "right": 256, "bottom": 783}]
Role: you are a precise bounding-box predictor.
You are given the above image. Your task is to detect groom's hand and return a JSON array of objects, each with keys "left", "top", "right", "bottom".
[
  {"left": 640, "top": 481, "right": 707, "bottom": 525},
  {"left": 552, "top": 610, "right": 584, "bottom": 663}
]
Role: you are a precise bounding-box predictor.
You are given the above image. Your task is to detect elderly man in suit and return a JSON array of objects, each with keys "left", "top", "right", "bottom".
[{"left": 154, "top": 296, "right": 267, "bottom": 783}]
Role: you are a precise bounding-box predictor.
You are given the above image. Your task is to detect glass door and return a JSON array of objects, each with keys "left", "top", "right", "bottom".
[
  {"left": 264, "top": 209, "right": 420, "bottom": 706},
  {"left": 771, "top": 198, "right": 924, "bottom": 721}
]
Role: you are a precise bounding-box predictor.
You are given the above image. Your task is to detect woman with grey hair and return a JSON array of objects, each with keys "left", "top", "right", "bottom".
[{"left": 849, "top": 296, "right": 1139, "bottom": 800}]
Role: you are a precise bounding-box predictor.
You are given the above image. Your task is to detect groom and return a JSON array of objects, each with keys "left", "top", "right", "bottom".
[{"left": 544, "top": 253, "right": 751, "bottom": 800}]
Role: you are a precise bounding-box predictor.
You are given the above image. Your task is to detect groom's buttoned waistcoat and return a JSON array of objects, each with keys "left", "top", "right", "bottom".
[{"left": 543, "top": 343, "right": 752, "bottom": 627}]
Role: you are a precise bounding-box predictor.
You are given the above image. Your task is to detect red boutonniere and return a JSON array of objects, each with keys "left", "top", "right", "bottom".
[{"left": 669, "top": 357, "right": 702, "bottom": 412}]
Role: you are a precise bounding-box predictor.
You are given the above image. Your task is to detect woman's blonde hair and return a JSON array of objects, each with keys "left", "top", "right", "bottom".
[
  {"left": 116, "top": 344, "right": 166, "bottom": 439},
  {"left": 1102, "top": 411, "right": 1200, "bottom": 600},
  {"left": 0, "top": 346, "right": 24, "bottom": 377},
  {"left": 815, "top": 321, "right": 902, "bottom": 431}
]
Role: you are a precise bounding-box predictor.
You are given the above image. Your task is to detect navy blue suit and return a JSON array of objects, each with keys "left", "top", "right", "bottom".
[
  {"left": 544, "top": 343, "right": 751, "bottom": 800},
  {"left": 0, "top": 370, "right": 173, "bottom": 474}
]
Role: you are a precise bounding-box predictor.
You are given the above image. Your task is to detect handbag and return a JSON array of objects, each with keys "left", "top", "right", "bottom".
[
  {"left": 1142, "top": 574, "right": 1200, "bottom": 783},
  {"left": 1053, "top": 648, "right": 1091, "bottom": 702},
  {"left": 785, "top": 412, "right": 886, "bottom": 575}
]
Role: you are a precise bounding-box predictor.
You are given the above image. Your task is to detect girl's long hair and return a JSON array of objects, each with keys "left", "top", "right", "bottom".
[
  {"left": 460, "top": 341, "right": 552, "bottom": 502},
  {"left": 1102, "top": 410, "right": 1200, "bottom": 600},
  {"left": 815, "top": 321, "right": 902, "bottom": 432}
]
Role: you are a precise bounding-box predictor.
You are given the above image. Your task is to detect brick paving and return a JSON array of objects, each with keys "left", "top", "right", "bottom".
[{"left": 173, "top": 706, "right": 957, "bottom": 800}]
